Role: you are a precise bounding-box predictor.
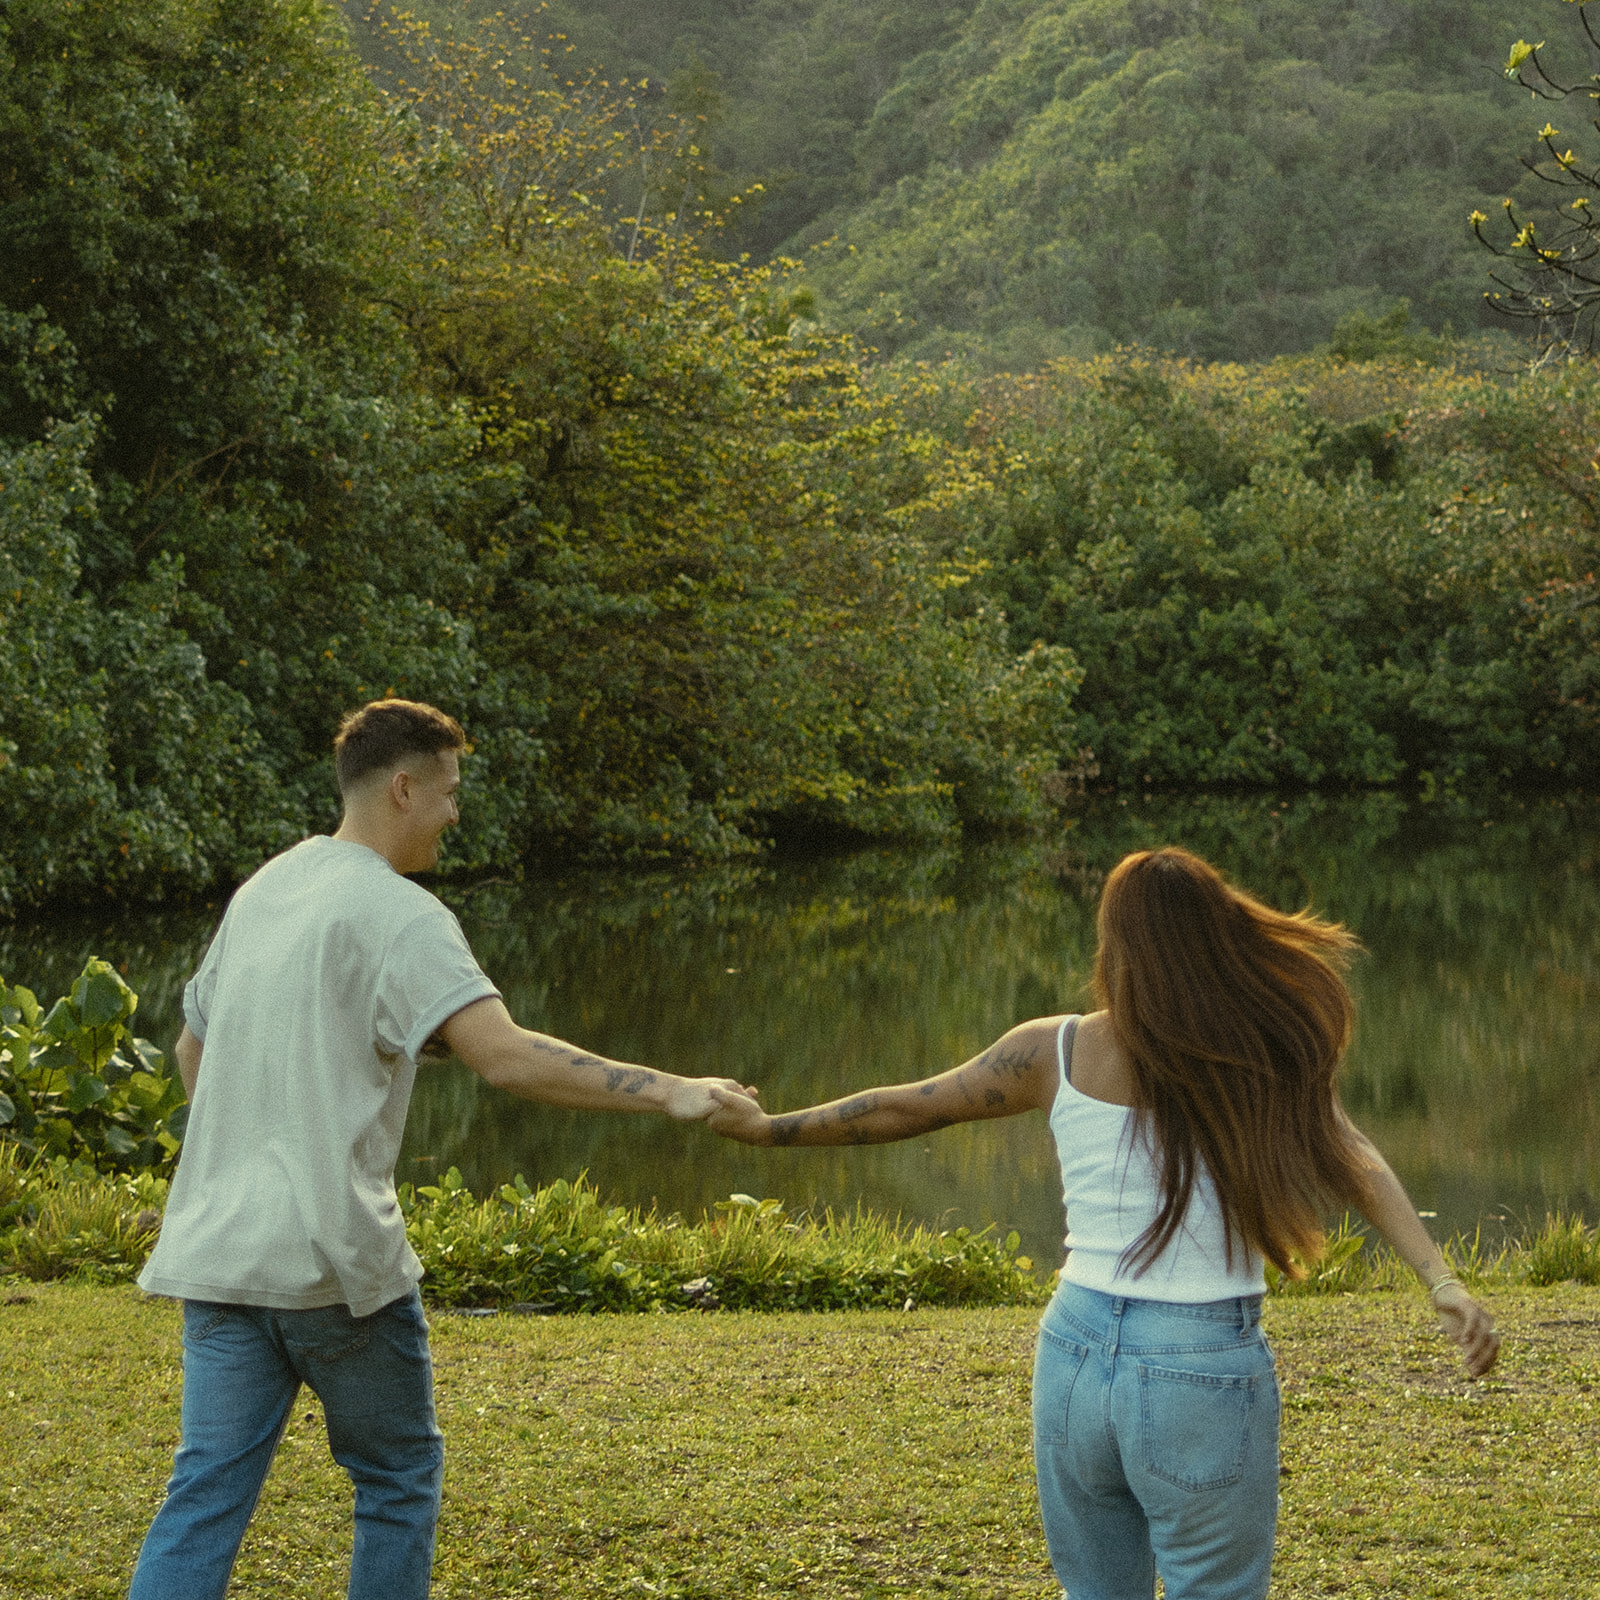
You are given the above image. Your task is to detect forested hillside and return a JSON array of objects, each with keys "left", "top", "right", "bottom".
[
  {"left": 2, "top": 0, "right": 1597, "bottom": 913},
  {"left": 351, "top": 0, "right": 1590, "bottom": 364},
  {"left": 0, "top": 0, "right": 1075, "bottom": 910}
]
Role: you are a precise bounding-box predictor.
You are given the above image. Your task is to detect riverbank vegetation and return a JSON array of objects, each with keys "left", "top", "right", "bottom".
[
  {"left": 3, "top": 0, "right": 1598, "bottom": 914},
  {"left": 4, "top": 1132, "right": 1598, "bottom": 1306},
  {"left": 2, "top": 1280, "right": 1597, "bottom": 1597}
]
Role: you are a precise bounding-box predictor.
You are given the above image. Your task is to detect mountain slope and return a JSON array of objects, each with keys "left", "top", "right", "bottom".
[{"left": 347, "top": 0, "right": 1573, "bottom": 362}]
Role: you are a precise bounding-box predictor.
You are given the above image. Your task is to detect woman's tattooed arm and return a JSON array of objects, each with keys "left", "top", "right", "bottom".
[{"left": 760, "top": 1022, "right": 1059, "bottom": 1147}]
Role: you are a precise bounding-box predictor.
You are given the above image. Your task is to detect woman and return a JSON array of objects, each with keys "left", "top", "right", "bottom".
[{"left": 709, "top": 846, "right": 1499, "bottom": 1600}]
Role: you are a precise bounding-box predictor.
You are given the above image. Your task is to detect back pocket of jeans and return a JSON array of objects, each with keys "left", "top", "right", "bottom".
[
  {"left": 1033, "top": 1328, "right": 1092, "bottom": 1444},
  {"left": 1137, "top": 1361, "right": 1258, "bottom": 1491},
  {"left": 287, "top": 1305, "right": 372, "bottom": 1366}
]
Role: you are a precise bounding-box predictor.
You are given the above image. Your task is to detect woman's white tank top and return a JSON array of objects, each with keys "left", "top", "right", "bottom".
[{"left": 1049, "top": 1015, "right": 1265, "bottom": 1301}]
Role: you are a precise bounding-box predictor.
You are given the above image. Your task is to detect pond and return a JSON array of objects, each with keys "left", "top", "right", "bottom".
[{"left": 5, "top": 792, "right": 1596, "bottom": 1273}]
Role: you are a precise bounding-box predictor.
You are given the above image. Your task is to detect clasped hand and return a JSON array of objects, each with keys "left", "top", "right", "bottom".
[{"left": 664, "top": 1077, "right": 763, "bottom": 1123}]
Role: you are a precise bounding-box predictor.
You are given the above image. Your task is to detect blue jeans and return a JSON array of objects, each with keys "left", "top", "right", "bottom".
[
  {"left": 128, "top": 1290, "right": 444, "bottom": 1600},
  {"left": 1032, "top": 1284, "right": 1279, "bottom": 1600}
]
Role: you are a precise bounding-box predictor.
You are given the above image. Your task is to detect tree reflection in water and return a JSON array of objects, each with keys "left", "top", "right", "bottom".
[{"left": 5, "top": 793, "right": 1594, "bottom": 1270}]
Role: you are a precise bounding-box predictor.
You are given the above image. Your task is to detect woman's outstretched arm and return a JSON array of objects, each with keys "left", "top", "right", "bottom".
[
  {"left": 707, "top": 1017, "right": 1062, "bottom": 1146},
  {"left": 1344, "top": 1120, "right": 1501, "bottom": 1377}
]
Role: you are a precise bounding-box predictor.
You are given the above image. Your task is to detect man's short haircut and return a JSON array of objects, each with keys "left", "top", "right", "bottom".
[{"left": 333, "top": 700, "right": 466, "bottom": 795}]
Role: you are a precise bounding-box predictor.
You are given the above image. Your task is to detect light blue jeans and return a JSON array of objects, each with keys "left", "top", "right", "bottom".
[
  {"left": 128, "top": 1289, "right": 444, "bottom": 1600},
  {"left": 1032, "top": 1283, "right": 1279, "bottom": 1600}
]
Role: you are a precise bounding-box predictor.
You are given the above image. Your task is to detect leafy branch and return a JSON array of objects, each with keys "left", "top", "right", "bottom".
[{"left": 1476, "top": 4, "right": 1600, "bottom": 353}]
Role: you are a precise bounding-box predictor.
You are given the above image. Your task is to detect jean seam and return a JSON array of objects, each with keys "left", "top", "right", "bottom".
[{"left": 185, "top": 1303, "right": 232, "bottom": 1343}]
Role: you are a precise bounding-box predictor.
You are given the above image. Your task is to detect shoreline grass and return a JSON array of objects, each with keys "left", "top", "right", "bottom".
[
  {"left": 6, "top": 1146, "right": 1599, "bottom": 1312},
  {"left": 1, "top": 1281, "right": 1596, "bottom": 1597}
]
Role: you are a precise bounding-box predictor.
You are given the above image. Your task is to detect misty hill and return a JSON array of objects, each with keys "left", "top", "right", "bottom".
[{"left": 348, "top": 0, "right": 1575, "bottom": 363}]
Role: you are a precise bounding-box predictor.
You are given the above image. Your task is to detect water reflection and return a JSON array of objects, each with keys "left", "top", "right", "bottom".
[{"left": 3, "top": 794, "right": 1594, "bottom": 1270}]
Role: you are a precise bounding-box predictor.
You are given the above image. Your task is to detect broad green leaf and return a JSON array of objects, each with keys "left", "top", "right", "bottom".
[
  {"left": 73, "top": 962, "right": 132, "bottom": 1029},
  {"left": 102, "top": 1125, "right": 139, "bottom": 1157},
  {"left": 131, "top": 1037, "right": 167, "bottom": 1076},
  {"left": 39, "top": 997, "right": 79, "bottom": 1041},
  {"left": 2, "top": 985, "right": 41, "bottom": 1028},
  {"left": 30, "top": 1041, "right": 75, "bottom": 1084},
  {"left": 65, "top": 1072, "right": 110, "bottom": 1112},
  {"left": 0, "top": 1088, "right": 13, "bottom": 1124},
  {"left": 126, "top": 1071, "right": 167, "bottom": 1111}
]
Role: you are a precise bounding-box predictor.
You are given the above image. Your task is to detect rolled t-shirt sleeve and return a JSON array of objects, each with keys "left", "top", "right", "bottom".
[
  {"left": 182, "top": 927, "right": 226, "bottom": 1042},
  {"left": 375, "top": 907, "right": 502, "bottom": 1063}
]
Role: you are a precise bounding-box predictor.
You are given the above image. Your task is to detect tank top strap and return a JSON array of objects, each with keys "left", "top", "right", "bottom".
[{"left": 1056, "top": 1014, "right": 1081, "bottom": 1088}]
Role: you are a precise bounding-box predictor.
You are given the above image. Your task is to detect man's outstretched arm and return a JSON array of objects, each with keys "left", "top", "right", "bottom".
[{"left": 440, "top": 997, "right": 756, "bottom": 1121}]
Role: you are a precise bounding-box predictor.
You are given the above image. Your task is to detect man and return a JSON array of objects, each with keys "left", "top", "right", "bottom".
[{"left": 130, "top": 699, "right": 756, "bottom": 1600}]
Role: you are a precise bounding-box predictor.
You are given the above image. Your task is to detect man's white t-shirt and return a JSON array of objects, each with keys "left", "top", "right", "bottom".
[{"left": 139, "top": 836, "right": 501, "bottom": 1317}]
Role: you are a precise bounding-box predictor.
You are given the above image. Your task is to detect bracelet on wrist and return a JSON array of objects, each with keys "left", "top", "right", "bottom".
[{"left": 1427, "top": 1274, "right": 1461, "bottom": 1301}]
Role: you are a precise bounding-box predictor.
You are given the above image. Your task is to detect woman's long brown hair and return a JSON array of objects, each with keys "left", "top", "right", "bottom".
[{"left": 1093, "top": 847, "right": 1375, "bottom": 1281}]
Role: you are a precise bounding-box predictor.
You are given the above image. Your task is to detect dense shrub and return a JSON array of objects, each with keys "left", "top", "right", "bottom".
[
  {"left": 6, "top": 1137, "right": 1594, "bottom": 1306},
  {"left": 957, "top": 350, "right": 1600, "bottom": 791},
  {"left": 0, "top": 961, "right": 185, "bottom": 1174},
  {"left": 400, "top": 1173, "right": 1046, "bottom": 1313}
]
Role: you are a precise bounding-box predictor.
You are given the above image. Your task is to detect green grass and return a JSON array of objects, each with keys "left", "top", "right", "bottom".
[
  {"left": 8, "top": 1142, "right": 1599, "bottom": 1311},
  {"left": 1, "top": 1282, "right": 1597, "bottom": 1598}
]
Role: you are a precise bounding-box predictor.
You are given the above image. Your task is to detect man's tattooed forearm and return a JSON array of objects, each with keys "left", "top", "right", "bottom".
[{"left": 601, "top": 1063, "right": 657, "bottom": 1095}]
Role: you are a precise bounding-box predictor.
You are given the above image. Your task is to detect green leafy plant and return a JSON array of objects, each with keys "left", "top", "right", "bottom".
[
  {"left": 397, "top": 1170, "right": 1047, "bottom": 1313},
  {"left": 0, "top": 960, "right": 186, "bottom": 1173}
]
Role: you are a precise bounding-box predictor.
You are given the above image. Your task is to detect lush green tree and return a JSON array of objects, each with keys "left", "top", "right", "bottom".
[
  {"left": 0, "top": 0, "right": 1079, "bottom": 907},
  {"left": 368, "top": 11, "right": 1080, "bottom": 854},
  {"left": 807, "top": 0, "right": 1544, "bottom": 362},
  {"left": 0, "top": 0, "right": 501, "bottom": 877},
  {"left": 958, "top": 349, "right": 1600, "bottom": 791}
]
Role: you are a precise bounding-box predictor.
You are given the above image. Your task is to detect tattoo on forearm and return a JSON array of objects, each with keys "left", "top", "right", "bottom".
[
  {"left": 768, "top": 1090, "right": 957, "bottom": 1148},
  {"left": 601, "top": 1063, "right": 657, "bottom": 1095},
  {"left": 770, "top": 1114, "right": 807, "bottom": 1147}
]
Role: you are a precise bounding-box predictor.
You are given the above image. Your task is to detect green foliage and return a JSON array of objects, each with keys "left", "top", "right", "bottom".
[
  {"left": 959, "top": 350, "right": 1600, "bottom": 790},
  {"left": 0, "top": 0, "right": 1077, "bottom": 907},
  {"left": 398, "top": 1168, "right": 1046, "bottom": 1312},
  {"left": 9, "top": 1128, "right": 1595, "bottom": 1305},
  {"left": 0, "top": 961, "right": 186, "bottom": 1173},
  {"left": 0, "top": 1144, "right": 168, "bottom": 1282},
  {"left": 5, "top": 0, "right": 1597, "bottom": 907},
  {"left": 1519, "top": 1210, "right": 1600, "bottom": 1285},
  {"left": 1323, "top": 299, "right": 1452, "bottom": 366},
  {"left": 402, "top": 2, "right": 1556, "bottom": 364},
  {"left": 0, "top": 1139, "right": 1046, "bottom": 1309},
  {"left": 810, "top": 0, "right": 1537, "bottom": 362},
  {"left": 1263, "top": 1212, "right": 1600, "bottom": 1295},
  {"left": 0, "top": 1153, "right": 169, "bottom": 1283},
  {"left": 489, "top": 0, "right": 1553, "bottom": 361}
]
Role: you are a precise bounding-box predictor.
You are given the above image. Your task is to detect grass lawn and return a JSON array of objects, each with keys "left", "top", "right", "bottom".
[{"left": 1, "top": 1282, "right": 1596, "bottom": 1598}]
